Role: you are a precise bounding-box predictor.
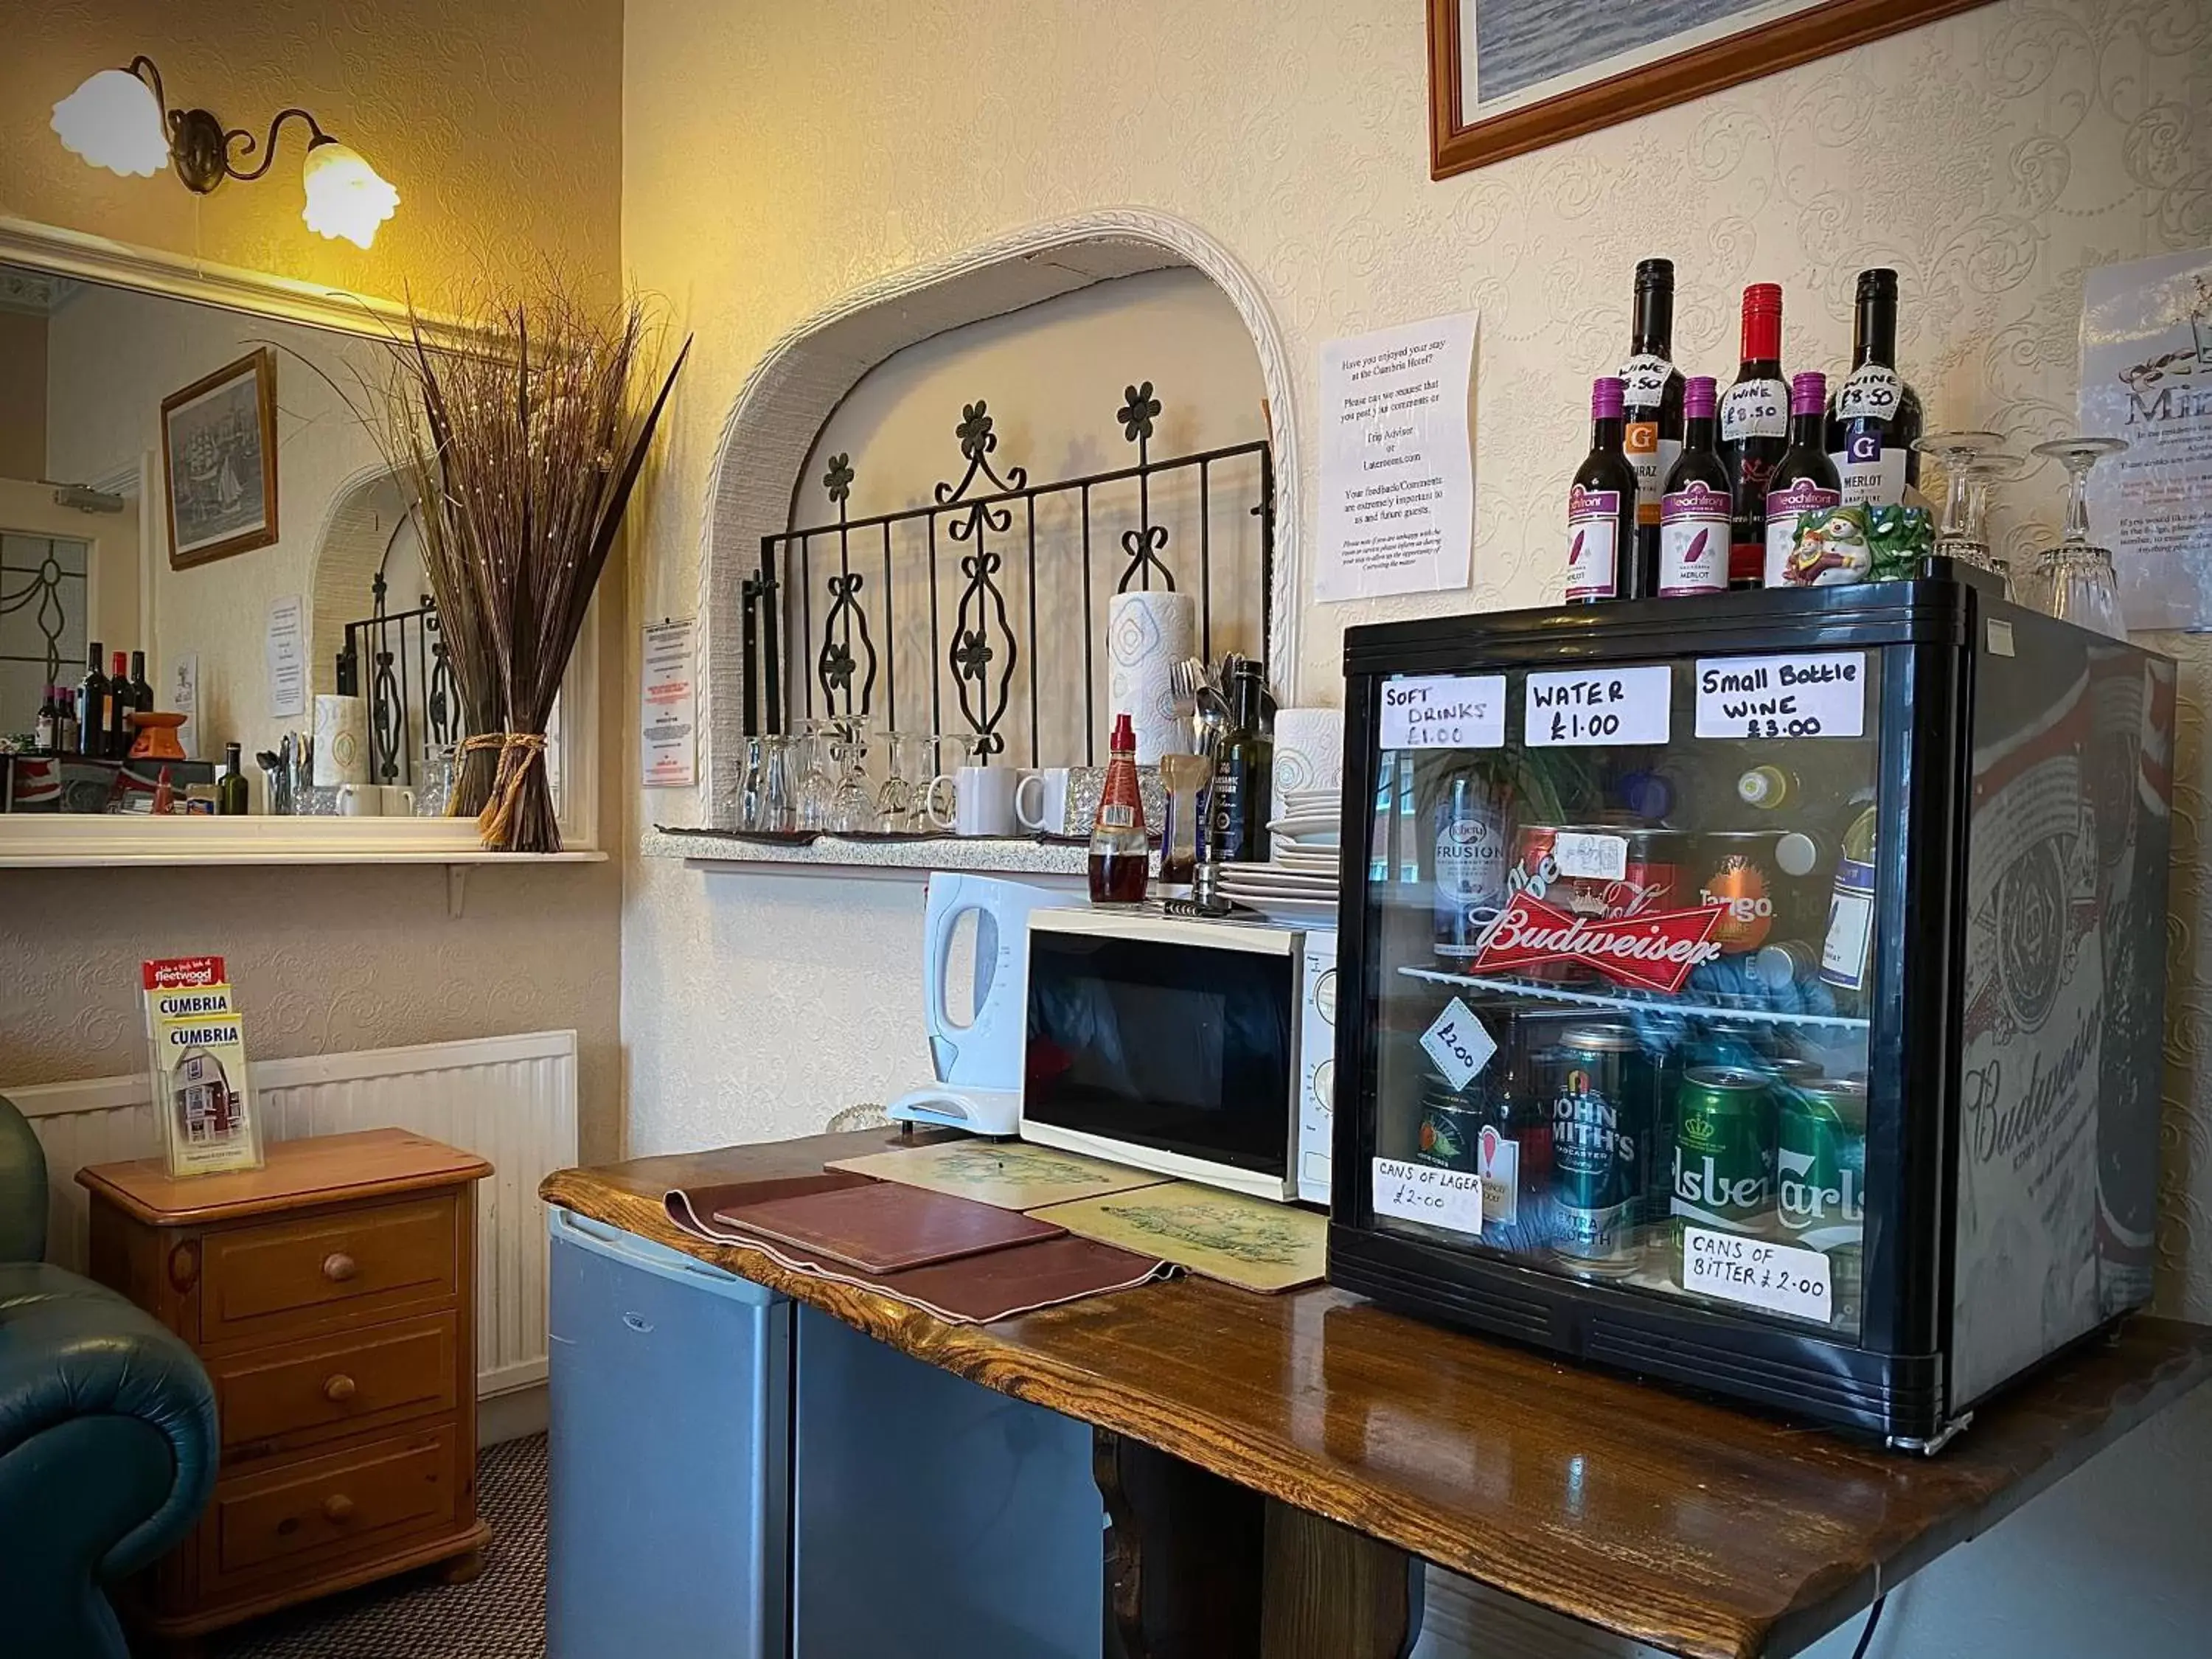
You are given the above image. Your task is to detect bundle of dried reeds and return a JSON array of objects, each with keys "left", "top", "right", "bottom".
[{"left": 377, "top": 284, "right": 687, "bottom": 851}]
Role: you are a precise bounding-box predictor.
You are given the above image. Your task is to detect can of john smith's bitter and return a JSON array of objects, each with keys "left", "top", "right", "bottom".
[
  {"left": 1669, "top": 1065, "right": 1774, "bottom": 1286},
  {"left": 1545, "top": 1022, "right": 1657, "bottom": 1275}
]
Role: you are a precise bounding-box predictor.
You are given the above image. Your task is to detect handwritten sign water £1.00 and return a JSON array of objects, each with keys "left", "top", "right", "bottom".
[
  {"left": 1379, "top": 673, "right": 1506, "bottom": 750},
  {"left": 1524, "top": 665, "right": 1672, "bottom": 747},
  {"left": 1693, "top": 651, "right": 1866, "bottom": 740}
]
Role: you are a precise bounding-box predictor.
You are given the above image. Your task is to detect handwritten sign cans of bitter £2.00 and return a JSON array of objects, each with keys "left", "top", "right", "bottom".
[
  {"left": 1677, "top": 1225, "right": 1832, "bottom": 1324},
  {"left": 1379, "top": 673, "right": 1506, "bottom": 750},
  {"left": 1524, "top": 665, "right": 1672, "bottom": 748},
  {"left": 1693, "top": 652, "right": 1865, "bottom": 740}
]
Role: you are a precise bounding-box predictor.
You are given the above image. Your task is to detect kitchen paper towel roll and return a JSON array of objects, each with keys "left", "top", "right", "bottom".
[
  {"left": 1270, "top": 706, "right": 1344, "bottom": 822},
  {"left": 313, "top": 694, "right": 369, "bottom": 787},
  {"left": 1106, "top": 589, "right": 1197, "bottom": 765}
]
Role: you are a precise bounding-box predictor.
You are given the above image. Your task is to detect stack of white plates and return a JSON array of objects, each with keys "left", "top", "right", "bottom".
[{"left": 1214, "top": 806, "right": 1342, "bottom": 919}]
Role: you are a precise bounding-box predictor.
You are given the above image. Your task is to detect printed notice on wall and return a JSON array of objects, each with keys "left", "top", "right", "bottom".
[
  {"left": 168, "top": 653, "right": 199, "bottom": 759},
  {"left": 1315, "top": 311, "right": 1478, "bottom": 603},
  {"left": 641, "top": 616, "right": 698, "bottom": 788},
  {"left": 1693, "top": 652, "right": 1865, "bottom": 740},
  {"left": 1378, "top": 672, "right": 1505, "bottom": 750},
  {"left": 264, "top": 595, "right": 306, "bottom": 720},
  {"left": 2079, "top": 243, "right": 2212, "bottom": 630}
]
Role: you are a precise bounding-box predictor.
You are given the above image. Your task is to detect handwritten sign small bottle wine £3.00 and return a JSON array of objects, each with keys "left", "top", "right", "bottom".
[{"left": 1565, "top": 378, "right": 1643, "bottom": 602}]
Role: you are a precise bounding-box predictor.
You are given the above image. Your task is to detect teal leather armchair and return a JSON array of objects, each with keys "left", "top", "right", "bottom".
[{"left": 0, "top": 1091, "right": 218, "bottom": 1659}]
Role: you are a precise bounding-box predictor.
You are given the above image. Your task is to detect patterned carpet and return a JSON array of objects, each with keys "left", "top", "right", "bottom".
[{"left": 212, "top": 1433, "right": 546, "bottom": 1659}]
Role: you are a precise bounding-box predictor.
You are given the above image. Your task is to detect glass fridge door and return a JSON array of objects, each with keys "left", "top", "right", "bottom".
[{"left": 1363, "top": 649, "right": 1882, "bottom": 1340}]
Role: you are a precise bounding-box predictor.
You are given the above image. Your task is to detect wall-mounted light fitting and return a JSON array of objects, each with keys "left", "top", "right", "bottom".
[{"left": 52, "top": 56, "right": 398, "bottom": 249}]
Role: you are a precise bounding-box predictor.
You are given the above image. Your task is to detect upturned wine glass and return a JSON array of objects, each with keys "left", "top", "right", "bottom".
[
  {"left": 2021, "top": 436, "right": 2130, "bottom": 639},
  {"left": 1913, "top": 430, "right": 2023, "bottom": 590}
]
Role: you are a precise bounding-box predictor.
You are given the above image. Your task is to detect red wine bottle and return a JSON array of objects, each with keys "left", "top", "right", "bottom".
[
  {"left": 75, "top": 641, "right": 109, "bottom": 758},
  {"left": 1762, "top": 372, "right": 1843, "bottom": 586},
  {"left": 1825, "top": 268, "right": 1923, "bottom": 507},
  {"left": 1565, "top": 377, "right": 1643, "bottom": 602},
  {"left": 1658, "top": 376, "right": 1731, "bottom": 596},
  {"left": 1620, "top": 258, "right": 1685, "bottom": 577},
  {"left": 105, "top": 650, "right": 132, "bottom": 758},
  {"left": 1719, "top": 284, "right": 1788, "bottom": 590}
]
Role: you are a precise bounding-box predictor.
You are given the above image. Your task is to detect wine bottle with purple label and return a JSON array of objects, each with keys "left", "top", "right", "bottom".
[
  {"left": 1659, "top": 375, "right": 1731, "bottom": 597},
  {"left": 1761, "top": 372, "right": 1843, "bottom": 586},
  {"left": 1565, "top": 377, "right": 1642, "bottom": 602},
  {"left": 1719, "top": 284, "right": 1788, "bottom": 590},
  {"left": 1824, "top": 268, "right": 1922, "bottom": 508}
]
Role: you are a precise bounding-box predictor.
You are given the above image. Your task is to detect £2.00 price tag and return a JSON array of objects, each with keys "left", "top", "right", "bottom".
[
  {"left": 1372, "top": 1158, "right": 1484, "bottom": 1237},
  {"left": 1678, "top": 1226, "right": 1832, "bottom": 1323},
  {"left": 1420, "top": 998, "right": 1498, "bottom": 1092}
]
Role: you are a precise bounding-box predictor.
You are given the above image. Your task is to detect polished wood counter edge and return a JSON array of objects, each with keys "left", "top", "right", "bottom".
[
  {"left": 84, "top": 1128, "right": 492, "bottom": 1224},
  {"left": 540, "top": 1130, "right": 2212, "bottom": 1659}
]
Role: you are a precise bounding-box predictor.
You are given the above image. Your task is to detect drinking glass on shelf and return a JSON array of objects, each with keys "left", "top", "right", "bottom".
[
  {"left": 828, "top": 717, "right": 876, "bottom": 833},
  {"left": 793, "top": 720, "right": 838, "bottom": 831},
  {"left": 2020, "top": 436, "right": 2130, "bottom": 639},
  {"left": 874, "top": 732, "right": 929, "bottom": 832},
  {"left": 1913, "top": 430, "right": 2023, "bottom": 589},
  {"left": 739, "top": 734, "right": 796, "bottom": 832}
]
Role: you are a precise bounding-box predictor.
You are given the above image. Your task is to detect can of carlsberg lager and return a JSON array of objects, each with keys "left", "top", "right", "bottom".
[
  {"left": 1775, "top": 1077, "right": 1866, "bottom": 1310},
  {"left": 1670, "top": 1065, "right": 1774, "bottom": 1286}
]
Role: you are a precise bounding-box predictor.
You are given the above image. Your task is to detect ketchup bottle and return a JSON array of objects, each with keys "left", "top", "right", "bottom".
[{"left": 1089, "top": 712, "right": 1150, "bottom": 905}]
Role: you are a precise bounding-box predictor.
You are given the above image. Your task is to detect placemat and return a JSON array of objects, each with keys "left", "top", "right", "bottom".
[
  {"left": 826, "top": 1139, "right": 1169, "bottom": 1211},
  {"left": 712, "top": 1179, "right": 1064, "bottom": 1273},
  {"left": 1028, "top": 1181, "right": 1327, "bottom": 1293}
]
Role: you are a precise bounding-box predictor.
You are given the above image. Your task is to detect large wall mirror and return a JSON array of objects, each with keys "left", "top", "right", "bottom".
[{"left": 0, "top": 246, "right": 598, "bottom": 863}]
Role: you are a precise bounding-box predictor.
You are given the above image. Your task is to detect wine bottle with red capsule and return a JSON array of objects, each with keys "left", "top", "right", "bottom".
[
  {"left": 1658, "top": 375, "right": 1731, "bottom": 596},
  {"left": 1564, "top": 377, "right": 1643, "bottom": 602},
  {"left": 1719, "top": 283, "right": 1788, "bottom": 589}
]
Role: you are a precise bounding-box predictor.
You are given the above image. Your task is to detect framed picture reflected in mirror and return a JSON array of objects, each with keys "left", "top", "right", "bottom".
[
  {"left": 161, "top": 347, "right": 279, "bottom": 569},
  {"left": 1428, "top": 0, "right": 1992, "bottom": 180}
]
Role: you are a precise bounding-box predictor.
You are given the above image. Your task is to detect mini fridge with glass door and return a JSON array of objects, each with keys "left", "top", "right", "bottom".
[{"left": 1326, "top": 574, "right": 2174, "bottom": 1449}]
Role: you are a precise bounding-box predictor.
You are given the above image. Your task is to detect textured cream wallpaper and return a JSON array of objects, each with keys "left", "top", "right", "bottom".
[
  {"left": 622, "top": 4, "right": 2212, "bottom": 1651},
  {"left": 0, "top": 0, "right": 625, "bottom": 305},
  {"left": 0, "top": 0, "right": 627, "bottom": 1164}
]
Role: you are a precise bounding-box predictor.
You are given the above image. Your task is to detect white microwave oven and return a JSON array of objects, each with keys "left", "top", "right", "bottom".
[{"left": 1019, "top": 908, "right": 1334, "bottom": 1203}]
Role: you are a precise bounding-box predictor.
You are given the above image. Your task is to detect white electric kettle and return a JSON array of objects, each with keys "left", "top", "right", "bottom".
[{"left": 886, "top": 874, "right": 1083, "bottom": 1135}]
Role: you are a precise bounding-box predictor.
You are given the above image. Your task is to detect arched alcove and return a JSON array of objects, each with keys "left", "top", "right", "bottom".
[
  {"left": 695, "top": 208, "right": 1302, "bottom": 826},
  {"left": 307, "top": 465, "right": 418, "bottom": 698}
]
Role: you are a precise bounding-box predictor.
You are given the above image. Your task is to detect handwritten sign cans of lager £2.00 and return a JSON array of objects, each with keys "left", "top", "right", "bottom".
[
  {"left": 1371, "top": 1157, "right": 1484, "bottom": 1238},
  {"left": 1692, "top": 651, "right": 1866, "bottom": 740},
  {"left": 1525, "top": 665, "right": 1672, "bottom": 748},
  {"left": 1379, "top": 673, "right": 1506, "bottom": 750}
]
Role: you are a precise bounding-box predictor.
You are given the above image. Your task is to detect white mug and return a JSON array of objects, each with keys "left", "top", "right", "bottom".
[
  {"left": 927, "top": 764, "right": 1018, "bottom": 836},
  {"left": 335, "top": 782, "right": 380, "bottom": 816},
  {"left": 380, "top": 785, "right": 417, "bottom": 816},
  {"left": 1016, "top": 766, "right": 1072, "bottom": 835}
]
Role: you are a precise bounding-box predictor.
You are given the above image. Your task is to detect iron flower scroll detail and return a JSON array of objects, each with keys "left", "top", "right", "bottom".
[
  {"left": 1118, "top": 381, "right": 1161, "bottom": 445},
  {"left": 814, "top": 451, "right": 877, "bottom": 716},
  {"left": 933, "top": 397, "right": 1026, "bottom": 760},
  {"left": 1116, "top": 382, "right": 1175, "bottom": 592},
  {"left": 823, "top": 452, "right": 854, "bottom": 504}
]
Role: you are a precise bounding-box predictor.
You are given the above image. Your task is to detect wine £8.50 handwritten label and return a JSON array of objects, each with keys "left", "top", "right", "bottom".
[
  {"left": 1678, "top": 1226, "right": 1833, "bottom": 1324},
  {"left": 1372, "top": 1158, "right": 1484, "bottom": 1237},
  {"left": 1693, "top": 652, "right": 1866, "bottom": 740},
  {"left": 1379, "top": 673, "right": 1506, "bottom": 751},
  {"left": 1524, "top": 665, "right": 1672, "bottom": 747}
]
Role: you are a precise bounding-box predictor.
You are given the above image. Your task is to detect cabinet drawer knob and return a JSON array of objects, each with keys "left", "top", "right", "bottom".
[
  {"left": 323, "top": 1493, "right": 356, "bottom": 1523},
  {"left": 323, "top": 1373, "right": 358, "bottom": 1403},
  {"left": 321, "top": 1251, "right": 358, "bottom": 1283}
]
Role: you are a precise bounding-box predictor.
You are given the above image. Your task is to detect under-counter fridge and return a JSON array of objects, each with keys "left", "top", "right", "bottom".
[
  {"left": 547, "top": 1207, "right": 1102, "bottom": 1658},
  {"left": 1326, "top": 575, "right": 2174, "bottom": 1449}
]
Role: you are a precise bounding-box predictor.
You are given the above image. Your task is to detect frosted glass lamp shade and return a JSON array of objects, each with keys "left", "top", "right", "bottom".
[
  {"left": 301, "top": 141, "right": 398, "bottom": 248},
  {"left": 52, "top": 68, "right": 170, "bottom": 178}
]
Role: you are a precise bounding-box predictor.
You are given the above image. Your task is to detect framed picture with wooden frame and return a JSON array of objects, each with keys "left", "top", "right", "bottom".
[
  {"left": 160, "top": 347, "right": 279, "bottom": 569},
  {"left": 1429, "top": 0, "right": 1992, "bottom": 180}
]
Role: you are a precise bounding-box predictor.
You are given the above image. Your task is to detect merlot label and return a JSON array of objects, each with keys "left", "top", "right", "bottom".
[
  {"left": 1624, "top": 422, "right": 1682, "bottom": 526},
  {"left": 1618, "top": 352, "right": 1673, "bottom": 404},
  {"left": 1761, "top": 479, "right": 1842, "bottom": 585},
  {"left": 1831, "top": 444, "right": 1907, "bottom": 508},
  {"left": 1835, "top": 364, "right": 1903, "bottom": 422},
  {"left": 1565, "top": 486, "right": 1621, "bottom": 600},
  {"left": 1658, "top": 482, "right": 1731, "bottom": 594},
  {"left": 1720, "top": 378, "right": 1788, "bottom": 442}
]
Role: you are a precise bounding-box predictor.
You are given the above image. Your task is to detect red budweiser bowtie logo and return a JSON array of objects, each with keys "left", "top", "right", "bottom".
[{"left": 1473, "top": 892, "right": 1726, "bottom": 993}]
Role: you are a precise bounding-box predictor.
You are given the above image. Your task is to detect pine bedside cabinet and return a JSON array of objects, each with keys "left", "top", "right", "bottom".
[{"left": 77, "top": 1129, "right": 493, "bottom": 1652}]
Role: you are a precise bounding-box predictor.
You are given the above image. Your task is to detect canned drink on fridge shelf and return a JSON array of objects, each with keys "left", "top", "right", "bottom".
[
  {"left": 1775, "top": 1077, "right": 1867, "bottom": 1313},
  {"left": 1503, "top": 824, "right": 1689, "bottom": 984},
  {"left": 1670, "top": 1065, "right": 1776, "bottom": 1288},
  {"left": 1691, "top": 830, "right": 1822, "bottom": 955},
  {"left": 1543, "top": 1022, "right": 1660, "bottom": 1276}
]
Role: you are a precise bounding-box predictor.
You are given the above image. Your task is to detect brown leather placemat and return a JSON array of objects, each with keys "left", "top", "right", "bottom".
[
  {"left": 663, "top": 1178, "right": 1171, "bottom": 1324},
  {"left": 710, "top": 1178, "right": 1066, "bottom": 1273}
]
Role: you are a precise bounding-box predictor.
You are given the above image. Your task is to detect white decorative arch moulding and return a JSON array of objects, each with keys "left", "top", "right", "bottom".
[{"left": 694, "top": 206, "right": 1303, "bottom": 827}]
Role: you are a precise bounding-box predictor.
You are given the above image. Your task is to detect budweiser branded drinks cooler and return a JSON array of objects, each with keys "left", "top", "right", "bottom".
[{"left": 1328, "top": 571, "right": 2174, "bottom": 1449}]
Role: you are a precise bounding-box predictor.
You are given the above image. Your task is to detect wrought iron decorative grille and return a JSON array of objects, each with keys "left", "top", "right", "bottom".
[
  {"left": 341, "top": 572, "right": 463, "bottom": 785},
  {"left": 745, "top": 383, "right": 1273, "bottom": 768},
  {"left": 0, "top": 532, "right": 88, "bottom": 700}
]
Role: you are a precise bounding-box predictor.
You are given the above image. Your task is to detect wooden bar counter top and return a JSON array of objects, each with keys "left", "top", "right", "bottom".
[{"left": 542, "top": 1129, "right": 2212, "bottom": 1659}]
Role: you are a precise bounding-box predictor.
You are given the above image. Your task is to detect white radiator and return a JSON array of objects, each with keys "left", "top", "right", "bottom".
[{"left": 4, "top": 1029, "right": 578, "bottom": 1399}]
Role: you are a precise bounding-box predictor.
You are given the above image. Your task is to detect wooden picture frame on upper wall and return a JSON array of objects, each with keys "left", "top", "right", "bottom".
[
  {"left": 161, "top": 347, "right": 279, "bottom": 569},
  {"left": 1428, "top": 0, "right": 1993, "bottom": 179}
]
